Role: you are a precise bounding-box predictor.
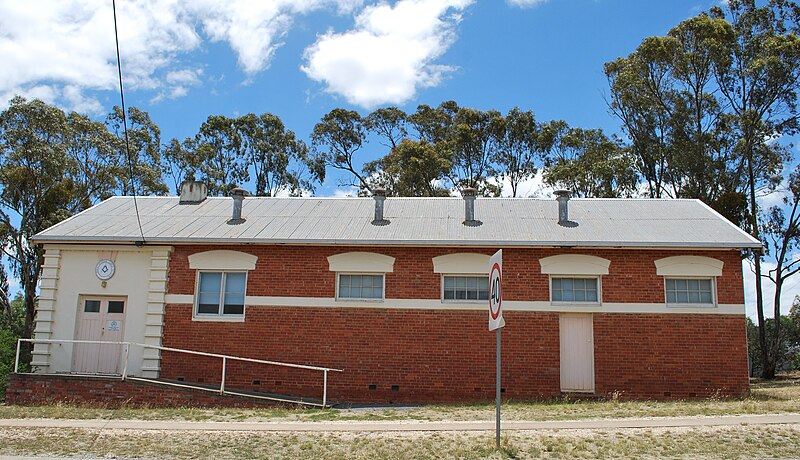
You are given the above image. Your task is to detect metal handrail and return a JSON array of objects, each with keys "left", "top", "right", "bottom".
[{"left": 15, "top": 338, "right": 343, "bottom": 407}]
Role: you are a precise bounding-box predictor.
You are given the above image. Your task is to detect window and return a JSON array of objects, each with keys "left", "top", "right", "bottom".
[
  {"left": 551, "top": 277, "right": 599, "bottom": 303},
  {"left": 107, "top": 300, "right": 125, "bottom": 314},
  {"left": 665, "top": 278, "right": 714, "bottom": 305},
  {"left": 443, "top": 275, "right": 489, "bottom": 301},
  {"left": 196, "top": 271, "right": 246, "bottom": 316},
  {"left": 338, "top": 274, "right": 384, "bottom": 300}
]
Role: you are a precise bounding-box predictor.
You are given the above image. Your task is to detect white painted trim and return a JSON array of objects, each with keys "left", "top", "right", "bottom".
[
  {"left": 165, "top": 294, "right": 194, "bottom": 304},
  {"left": 327, "top": 252, "right": 395, "bottom": 273},
  {"left": 432, "top": 253, "right": 490, "bottom": 274},
  {"left": 165, "top": 294, "right": 744, "bottom": 314},
  {"left": 539, "top": 254, "right": 610, "bottom": 275},
  {"left": 655, "top": 255, "right": 723, "bottom": 277},
  {"left": 188, "top": 250, "right": 257, "bottom": 271}
]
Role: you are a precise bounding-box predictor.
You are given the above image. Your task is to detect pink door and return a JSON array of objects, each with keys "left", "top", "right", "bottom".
[{"left": 72, "top": 296, "right": 127, "bottom": 374}]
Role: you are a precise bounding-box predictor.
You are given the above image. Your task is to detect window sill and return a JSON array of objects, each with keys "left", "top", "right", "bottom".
[
  {"left": 335, "top": 298, "right": 385, "bottom": 303},
  {"left": 666, "top": 303, "right": 716, "bottom": 309},
  {"left": 442, "top": 299, "right": 486, "bottom": 304},
  {"left": 192, "top": 315, "right": 246, "bottom": 322},
  {"left": 550, "top": 302, "right": 602, "bottom": 308}
]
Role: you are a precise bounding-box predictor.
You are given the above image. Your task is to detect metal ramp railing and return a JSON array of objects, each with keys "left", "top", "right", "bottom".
[{"left": 15, "top": 338, "right": 343, "bottom": 407}]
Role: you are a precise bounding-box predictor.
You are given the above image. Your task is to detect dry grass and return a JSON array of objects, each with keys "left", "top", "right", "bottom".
[
  {"left": 0, "top": 425, "right": 798, "bottom": 459},
  {"left": 0, "top": 374, "right": 798, "bottom": 423}
]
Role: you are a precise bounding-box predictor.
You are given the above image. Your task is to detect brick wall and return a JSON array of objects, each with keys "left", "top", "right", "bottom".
[
  {"left": 594, "top": 313, "right": 749, "bottom": 399},
  {"left": 5, "top": 373, "right": 278, "bottom": 408},
  {"left": 167, "top": 246, "right": 745, "bottom": 304},
  {"left": 157, "top": 245, "right": 750, "bottom": 403}
]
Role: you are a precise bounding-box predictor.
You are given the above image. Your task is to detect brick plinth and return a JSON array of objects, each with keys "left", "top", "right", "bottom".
[{"left": 4, "top": 373, "right": 278, "bottom": 408}]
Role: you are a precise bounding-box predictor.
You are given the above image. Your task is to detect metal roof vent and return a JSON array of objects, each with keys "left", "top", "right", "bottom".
[
  {"left": 179, "top": 180, "right": 207, "bottom": 205},
  {"left": 554, "top": 189, "right": 578, "bottom": 228},
  {"left": 371, "top": 188, "right": 390, "bottom": 226},
  {"left": 462, "top": 188, "right": 482, "bottom": 227},
  {"left": 227, "top": 187, "right": 246, "bottom": 225}
]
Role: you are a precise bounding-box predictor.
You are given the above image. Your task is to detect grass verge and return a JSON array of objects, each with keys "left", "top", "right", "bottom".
[
  {"left": 0, "top": 425, "right": 798, "bottom": 459},
  {"left": 0, "top": 374, "right": 798, "bottom": 423}
]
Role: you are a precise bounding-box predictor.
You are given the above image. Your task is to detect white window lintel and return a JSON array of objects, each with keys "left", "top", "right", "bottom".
[
  {"left": 539, "top": 254, "right": 610, "bottom": 275},
  {"left": 327, "top": 252, "right": 395, "bottom": 273},
  {"left": 188, "top": 250, "right": 257, "bottom": 271},
  {"left": 655, "top": 256, "right": 723, "bottom": 277},
  {"left": 432, "top": 253, "right": 490, "bottom": 274}
]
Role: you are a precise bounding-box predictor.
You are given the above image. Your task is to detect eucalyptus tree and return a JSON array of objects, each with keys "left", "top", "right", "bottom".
[
  {"left": 236, "top": 113, "right": 323, "bottom": 197},
  {"left": 364, "top": 107, "right": 408, "bottom": 149},
  {"left": 543, "top": 124, "right": 638, "bottom": 198},
  {"left": 106, "top": 106, "right": 168, "bottom": 196},
  {"left": 491, "top": 108, "right": 547, "bottom": 197},
  {"left": 195, "top": 115, "right": 249, "bottom": 196},
  {"left": 448, "top": 107, "right": 502, "bottom": 195},
  {"left": 161, "top": 137, "right": 200, "bottom": 195},
  {"left": 710, "top": 0, "right": 800, "bottom": 378},
  {"left": 363, "top": 139, "right": 451, "bottom": 197},
  {"left": 311, "top": 108, "right": 370, "bottom": 193},
  {"left": 0, "top": 97, "right": 118, "bottom": 355}
]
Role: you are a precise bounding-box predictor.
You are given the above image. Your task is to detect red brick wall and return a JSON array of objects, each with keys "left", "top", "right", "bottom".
[
  {"left": 594, "top": 314, "right": 749, "bottom": 399},
  {"left": 159, "top": 245, "right": 749, "bottom": 403},
  {"left": 161, "top": 307, "right": 562, "bottom": 403},
  {"left": 5, "top": 373, "right": 277, "bottom": 408},
  {"left": 167, "top": 246, "right": 745, "bottom": 304}
]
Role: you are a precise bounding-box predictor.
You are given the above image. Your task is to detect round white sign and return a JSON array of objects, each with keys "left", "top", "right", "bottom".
[
  {"left": 95, "top": 259, "right": 116, "bottom": 280},
  {"left": 489, "top": 262, "right": 502, "bottom": 320}
]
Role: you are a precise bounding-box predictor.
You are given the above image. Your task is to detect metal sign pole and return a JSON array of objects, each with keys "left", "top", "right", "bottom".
[{"left": 496, "top": 327, "right": 501, "bottom": 449}]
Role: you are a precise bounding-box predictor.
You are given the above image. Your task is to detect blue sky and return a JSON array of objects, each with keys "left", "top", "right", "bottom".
[{"left": 1, "top": 0, "right": 792, "bottom": 316}]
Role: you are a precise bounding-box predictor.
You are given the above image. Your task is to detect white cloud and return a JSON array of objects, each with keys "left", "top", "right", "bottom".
[
  {"left": 507, "top": 0, "right": 548, "bottom": 7},
  {"left": 0, "top": 0, "right": 362, "bottom": 112},
  {"left": 302, "top": 0, "right": 474, "bottom": 108},
  {"left": 331, "top": 186, "right": 360, "bottom": 197}
]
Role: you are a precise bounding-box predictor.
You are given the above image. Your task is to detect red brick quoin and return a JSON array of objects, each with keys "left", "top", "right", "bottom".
[{"left": 158, "top": 245, "right": 749, "bottom": 404}]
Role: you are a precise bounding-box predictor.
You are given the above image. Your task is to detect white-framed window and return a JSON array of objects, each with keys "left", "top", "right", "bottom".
[
  {"left": 665, "top": 277, "right": 715, "bottom": 305},
  {"left": 442, "top": 275, "right": 489, "bottom": 302},
  {"left": 195, "top": 271, "right": 247, "bottom": 317},
  {"left": 337, "top": 273, "right": 385, "bottom": 300},
  {"left": 550, "top": 277, "right": 600, "bottom": 303}
]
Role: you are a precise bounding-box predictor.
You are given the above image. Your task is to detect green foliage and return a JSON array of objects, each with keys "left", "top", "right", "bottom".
[
  {"left": 0, "top": 293, "right": 26, "bottom": 400},
  {"left": 543, "top": 123, "right": 638, "bottom": 198},
  {"left": 310, "top": 109, "right": 369, "bottom": 192},
  {"left": 363, "top": 139, "right": 451, "bottom": 197},
  {"left": 236, "top": 113, "right": 323, "bottom": 197}
]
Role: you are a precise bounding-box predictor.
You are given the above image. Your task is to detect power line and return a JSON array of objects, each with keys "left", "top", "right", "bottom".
[{"left": 112, "top": 0, "right": 146, "bottom": 245}]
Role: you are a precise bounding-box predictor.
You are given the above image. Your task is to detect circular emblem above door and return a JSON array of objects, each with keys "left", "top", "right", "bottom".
[{"left": 95, "top": 259, "right": 116, "bottom": 280}]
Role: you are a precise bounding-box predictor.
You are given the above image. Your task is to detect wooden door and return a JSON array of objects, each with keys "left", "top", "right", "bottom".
[
  {"left": 73, "top": 296, "right": 127, "bottom": 374},
  {"left": 559, "top": 313, "right": 595, "bottom": 392}
]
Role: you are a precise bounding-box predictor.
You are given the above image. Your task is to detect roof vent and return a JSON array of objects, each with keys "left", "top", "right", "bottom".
[
  {"left": 554, "top": 189, "right": 577, "bottom": 228},
  {"left": 462, "top": 188, "right": 482, "bottom": 227},
  {"left": 371, "top": 188, "right": 390, "bottom": 226},
  {"left": 179, "top": 181, "right": 207, "bottom": 205},
  {"left": 227, "top": 187, "right": 246, "bottom": 225}
]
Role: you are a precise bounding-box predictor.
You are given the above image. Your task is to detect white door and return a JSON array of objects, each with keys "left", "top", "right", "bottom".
[
  {"left": 73, "top": 296, "right": 127, "bottom": 374},
  {"left": 560, "top": 313, "right": 595, "bottom": 392}
]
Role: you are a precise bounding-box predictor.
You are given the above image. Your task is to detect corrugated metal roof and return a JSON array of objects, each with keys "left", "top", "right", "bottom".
[{"left": 32, "top": 196, "right": 762, "bottom": 249}]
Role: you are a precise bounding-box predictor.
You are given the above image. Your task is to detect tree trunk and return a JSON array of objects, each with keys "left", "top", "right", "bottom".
[{"left": 746, "top": 141, "right": 772, "bottom": 379}]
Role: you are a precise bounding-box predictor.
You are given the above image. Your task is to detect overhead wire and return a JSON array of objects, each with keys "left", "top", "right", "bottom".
[{"left": 112, "top": 0, "right": 146, "bottom": 245}]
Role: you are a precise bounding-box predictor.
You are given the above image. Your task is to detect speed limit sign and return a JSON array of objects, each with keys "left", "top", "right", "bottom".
[{"left": 489, "top": 250, "right": 504, "bottom": 331}]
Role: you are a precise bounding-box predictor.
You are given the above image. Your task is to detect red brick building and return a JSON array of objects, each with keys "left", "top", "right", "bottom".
[{"left": 13, "top": 183, "right": 760, "bottom": 405}]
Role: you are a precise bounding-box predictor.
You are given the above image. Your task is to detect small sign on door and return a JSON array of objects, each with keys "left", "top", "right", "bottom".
[{"left": 107, "top": 320, "right": 121, "bottom": 332}]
